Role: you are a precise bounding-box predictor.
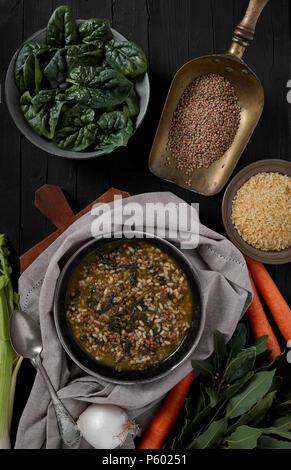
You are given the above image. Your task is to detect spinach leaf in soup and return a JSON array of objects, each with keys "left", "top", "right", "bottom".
[
  {"left": 66, "top": 44, "right": 103, "bottom": 68},
  {"left": 23, "top": 53, "right": 43, "bottom": 95},
  {"left": 44, "top": 48, "right": 69, "bottom": 90},
  {"left": 46, "top": 5, "right": 78, "bottom": 47},
  {"left": 66, "top": 66, "right": 133, "bottom": 108},
  {"left": 95, "top": 110, "right": 133, "bottom": 153},
  {"left": 78, "top": 18, "right": 111, "bottom": 45},
  {"left": 53, "top": 122, "right": 98, "bottom": 151},
  {"left": 20, "top": 89, "right": 66, "bottom": 139},
  {"left": 15, "top": 42, "right": 56, "bottom": 92},
  {"left": 58, "top": 103, "right": 95, "bottom": 129},
  {"left": 105, "top": 40, "right": 148, "bottom": 78},
  {"left": 123, "top": 89, "right": 140, "bottom": 117}
]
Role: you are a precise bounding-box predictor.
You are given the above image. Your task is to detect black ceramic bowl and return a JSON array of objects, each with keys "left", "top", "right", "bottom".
[{"left": 54, "top": 233, "right": 205, "bottom": 384}]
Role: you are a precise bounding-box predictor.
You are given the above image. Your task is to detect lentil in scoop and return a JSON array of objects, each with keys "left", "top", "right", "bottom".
[
  {"left": 66, "top": 241, "right": 193, "bottom": 371},
  {"left": 167, "top": 73, "right": 241, "bottom": 184}
]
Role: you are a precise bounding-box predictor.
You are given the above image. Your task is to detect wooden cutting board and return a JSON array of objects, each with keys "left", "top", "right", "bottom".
[{"left": 20, "top": 185, "right": 130, "bottom": 273}]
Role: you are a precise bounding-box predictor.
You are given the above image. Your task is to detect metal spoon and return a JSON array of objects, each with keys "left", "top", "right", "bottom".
[{"left": 9, "top": 310, "right": 81, "bottom": 447}]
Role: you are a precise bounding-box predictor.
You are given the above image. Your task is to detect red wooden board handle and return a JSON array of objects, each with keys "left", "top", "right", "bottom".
[
  {"left": 20, "top": 187, "right": 130, "bottom": 273},
  {"left": 34, "top": 184, "right": 75, "bottom": 230}
]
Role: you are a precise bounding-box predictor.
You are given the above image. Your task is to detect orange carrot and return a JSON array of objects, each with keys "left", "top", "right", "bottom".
[
  {"left": 138, "top": 371, "right": 194, "bottom": 449},
  {"left": 247, "top": 270, "right": 281, "bottom": 360},
  {"left": 245, "top": 255, "right": 291, "bottom": 342}
]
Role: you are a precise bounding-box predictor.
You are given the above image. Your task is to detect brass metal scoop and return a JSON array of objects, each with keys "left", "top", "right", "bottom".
[{"left": 149, "top": 0, "right": 269, "bottom": 196}]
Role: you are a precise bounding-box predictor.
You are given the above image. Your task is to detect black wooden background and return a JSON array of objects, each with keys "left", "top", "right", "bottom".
[{"left": 0, "top": 0, "right": 290, "bottom": 444}]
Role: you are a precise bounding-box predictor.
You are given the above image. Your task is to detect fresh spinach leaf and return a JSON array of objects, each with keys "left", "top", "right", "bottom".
[
  {"left": 58, "top": 103, "right": 95, "bottom": 129},
  {"left": 44, "top": 48, "right": 68, "bottom": 89},
  {"left": 123, "top": 89, "right": 140, "bottom": 117},
  {"left": 79, "top": 18, "right": 111, "bottom": 45},
  {"left": 53, "top": 122, "right": 97, "bottom": 151},
  {"left": 66, "top": 67, "right": 133, "bottom": 108},
  {"left": 15, "top": 7, "right": 146, "bottom": 154},
  {"left": 67, "top": 44, "right": 103, "bottom": 68},
  {"left": 95, "top": 110, "right": 133, "bottom": 153},
  {"left": 105, "top": 40, "right": 148, "bottom": 78},
  {"left": 68, "top": 65, "right": 120, "bottom": 87},
  {"left": 46, "top": 5, "right": 78, "bottom": 47},
  {"left": 23, "top": 53, "right": 43, "bottom": 95},
  {"left": 20, "top": 89, "right": 65, "bottom": 139},
  {"left": 15, "top": 42, "right": 55, "bottom": 92}
]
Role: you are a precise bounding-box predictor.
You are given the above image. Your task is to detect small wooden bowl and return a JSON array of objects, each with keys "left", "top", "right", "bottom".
[{"left": 222, "top": 159, "right": 291, "bottom": 265}]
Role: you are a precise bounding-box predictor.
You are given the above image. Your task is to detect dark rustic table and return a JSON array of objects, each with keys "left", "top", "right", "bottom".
[{"left": 1, "top": 0, "right": 290, "bottom": 445}]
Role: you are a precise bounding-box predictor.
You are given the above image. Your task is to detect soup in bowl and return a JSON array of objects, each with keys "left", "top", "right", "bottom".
[{"left": 54, "top": 233, "right": 204, "bottom": 384}]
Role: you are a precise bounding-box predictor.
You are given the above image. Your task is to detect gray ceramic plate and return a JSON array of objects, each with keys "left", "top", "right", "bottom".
[
  {"left": 222, "top": 159, "right": 291, "bottom": 264},
  {"left": 5, "top": 21, "right": 150, "bottom": 159}
]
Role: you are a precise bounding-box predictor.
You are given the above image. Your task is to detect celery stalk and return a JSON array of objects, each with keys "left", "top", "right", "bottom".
[{"left": 0, "top": 235, "right": 22, "bottom": 449}]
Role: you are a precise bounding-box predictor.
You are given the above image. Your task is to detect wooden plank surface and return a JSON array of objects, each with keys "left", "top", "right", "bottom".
[
  {"left": 0, "top": 0, "right": 290, "bottom": 444},
  {"left": 0, "top": 0, "right": 23, "bottom": 272}
]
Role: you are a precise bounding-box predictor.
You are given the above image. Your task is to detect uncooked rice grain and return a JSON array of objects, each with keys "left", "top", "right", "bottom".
[{"left": 231, "top": 172, "right": 291, "bottom": 251}]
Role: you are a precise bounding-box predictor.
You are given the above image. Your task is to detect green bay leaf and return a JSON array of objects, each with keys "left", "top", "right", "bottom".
[
  {"left": 182, "top": 405, "right": 212, "bottom": 447},
  {"left": 225, "top": 425, "right": 262, "bottom": 449},
  {"left": 227, "top": 391, "right": 276, "bottom": 434},
  {"left": 205, "top": 388, "right": 219, "bottom": 408},
  {"left": 258, "top": 436, "right": 291, "bottom": 449},
  {"left": 222, "top": 371, "right": 254, "bottom": 400},
  {"left": 263, "top": 429, "right": 291, "bottom": 441},
  {"left": 191, "top": 360, "right": 213, "bottom": 379},
  {"left": 187, "top": 418, "right": 228, "bottom": 449},
  {"left": 254, "top": 335, "right": 270, "bottom": 355},
  {"left": 228, "top": 323, "right": 247, "bottom": 357},
  {"left": 214, "top": 330, "right": 228, "bottom": 372},
  {"left": 226, "top": 370, "right": 275, "bottom": 419},
  {"left": 272, "top": 414, "right": 291, "bottom": 431},
  {"left": 225, "top": 347, "right": 256, "bottom": 384}
]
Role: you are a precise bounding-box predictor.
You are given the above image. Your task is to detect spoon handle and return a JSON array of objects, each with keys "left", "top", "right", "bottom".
[{"left": 33, "top": 355, "right": 81, "bottom": 447}]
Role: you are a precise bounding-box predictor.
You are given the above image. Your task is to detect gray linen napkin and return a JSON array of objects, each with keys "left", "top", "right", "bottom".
[{"left": 15, "top": 192, "right": 252, "bottom": 449}]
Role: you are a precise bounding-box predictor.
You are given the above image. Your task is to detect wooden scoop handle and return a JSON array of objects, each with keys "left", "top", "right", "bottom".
[
  {"left": 34, "top": 184, "right": 74, "bottom": 230},
  {"left": 234, "top": 0, "right": 269, "bottom": 44}
]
